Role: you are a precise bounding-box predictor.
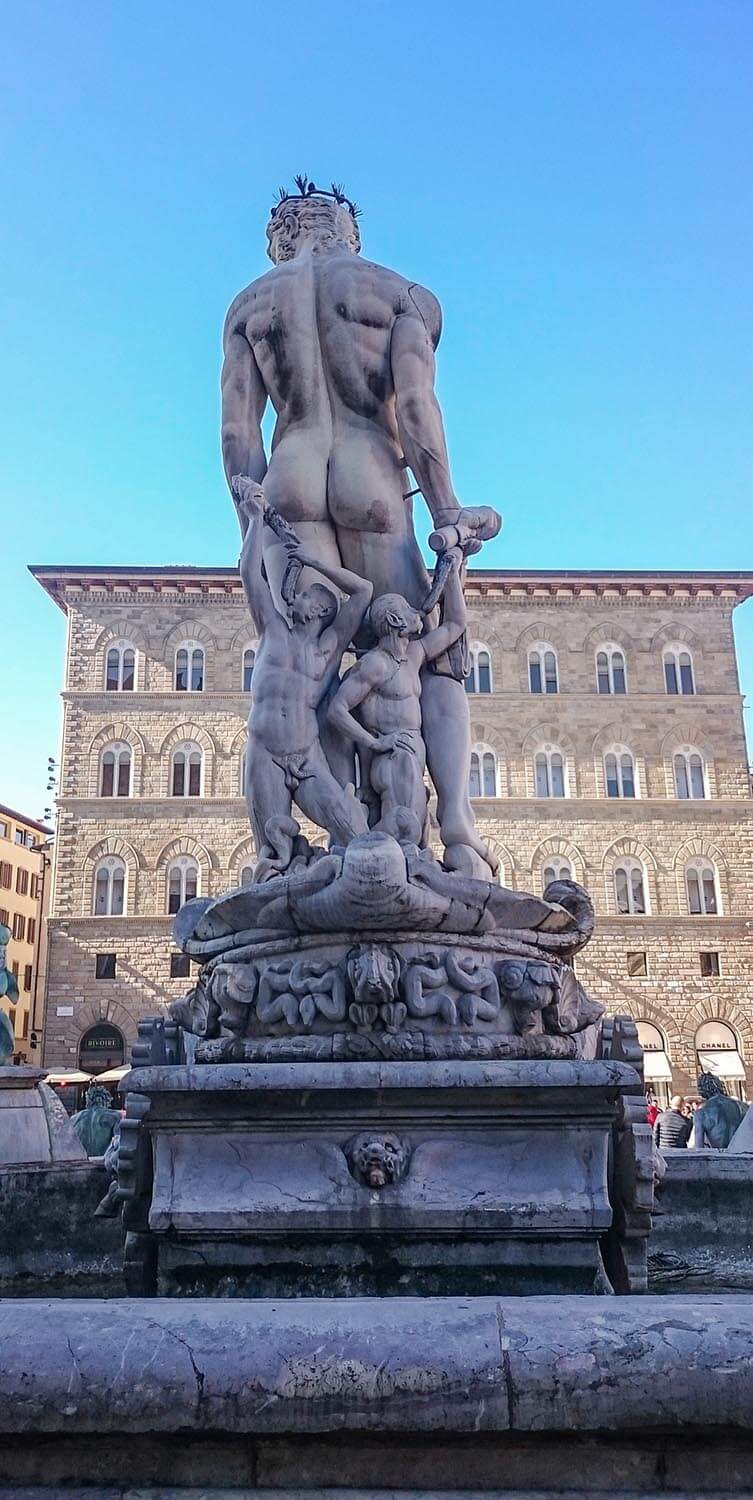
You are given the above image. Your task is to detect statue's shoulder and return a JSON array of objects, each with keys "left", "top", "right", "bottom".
[
  {"left": 354, "top": 259, "right": 443, "bottom": 342},
  {"left": 223, "top": 266, "right": 280, "bottom": 335}
]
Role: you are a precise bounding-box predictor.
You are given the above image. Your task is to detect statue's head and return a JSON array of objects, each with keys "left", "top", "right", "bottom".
[
  {"left": 368, "top": 593, "right": 423, "bottom": 643},
  {"left": 697, "top": 1071, "right": 727, "bottom": 1099},
  {"left": 0, "top": 921, "right": 9, "bottom": 971},
  {"left": 84, "top": 1082, "right": 113, "bottom": 1110},
  {"left": 290, "top": 582, "right": 338, "bottom": 628},
  {"left": 266, "top": 178, "right": 361, "bottom": 263}
]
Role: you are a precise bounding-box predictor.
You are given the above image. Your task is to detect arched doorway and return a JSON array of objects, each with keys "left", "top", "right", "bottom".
[
  {"left": 636, "top": 1021, "right": 672, "bottom": 1108},
  {"left": 78, "top": 1022, "right": 125, "bottom": 1076},
  {"left": 695, "top": 1020, "right": 746, "bottom": 1102}
]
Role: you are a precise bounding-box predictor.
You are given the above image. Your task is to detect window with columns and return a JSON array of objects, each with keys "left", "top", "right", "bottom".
[
  {"left": 93, "top": 857, "right": 126, "bottom": 916},
  {"left": 614, "top": 858, "right": 648, "bottom": 915},
  {"left": 596, "top": 646, "right": 626, "bottom": 695},
  {"left": 604, "top": 748, "right": 637, "bottom": 799},
  {"left": 534, "top": 746, "right": 567, "bottom": 798},
  {"left": 686, "top": 859, "right": 720, "bottom": 916},
  {"left": 175, "top": 642, "right": 205, "bottom": 692},
  {"left": 542, "top": 856, "right": 572, "bottom": 886},
  {"left": 171, "top": 743, "right": 202, "bottom": 797},
  {"left": 464, "top": 644, "right": 492, "bottom": 694},
  {"left": 664, "top": 646, "right": 695, "bottom": 695},
  {"left": 167, "top": 857, "right": 199, "bottom": 915},
  {"left": 99, "top": 742, "right": 131, "bottom": 797},
  {"left": 528, "top": 644, "right": 558, "bottom": 695},
  {"left": 674, "top": 748, "right": 706, "bottom": 800},
  {"left": 469, "top": 745, "right": 498, "bottom": 797},
  {"left": 105, "top": 642, "right": 136, "bottom": 692}
]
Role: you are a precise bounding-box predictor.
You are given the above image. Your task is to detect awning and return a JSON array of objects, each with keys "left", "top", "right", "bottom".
[
  {"left": 45, "top": 1069, "right": 90, "bottom": 1086},
  {"left": 697, "top": 1048, "right": 746, "bottom": 1081},
  {"left": 643, "top": 1051, "right": 672, "bottom": 1082},
  {"left": 95, "top": 1065, "right": 131, "bottom": 1084}
]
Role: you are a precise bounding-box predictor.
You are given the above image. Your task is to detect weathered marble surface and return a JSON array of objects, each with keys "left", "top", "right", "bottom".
[
  {"left": 2, "top": 1295, "right": 753, "bottom": 1435},
  {"left": 0, "top": 1066, "right": 86, "bottom": 1167}
]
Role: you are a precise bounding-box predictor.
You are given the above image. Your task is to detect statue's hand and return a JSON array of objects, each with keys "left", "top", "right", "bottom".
[
  {"left": 231, "top": 474, "right": 264, "bottom": 516},
  {"left": 373, "top": 731, "right": 415, "bottom": 755},
  {"left": 429, "top": 505, "right": 502, "bottom": 557}
]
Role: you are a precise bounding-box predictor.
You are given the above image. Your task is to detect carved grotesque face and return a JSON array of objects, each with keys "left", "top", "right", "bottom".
[
  {"left": 347, "top": 943, "right": 401, "bottom": 1006},
  {"left": 350, "top": 1132, "right": 409, "bottom": 1189},
  {"left": 266, "top": 196, "right": 360, "bottom": 264},
  {"left": 369, "top": 593, "right": 423, "bottom": 642}
]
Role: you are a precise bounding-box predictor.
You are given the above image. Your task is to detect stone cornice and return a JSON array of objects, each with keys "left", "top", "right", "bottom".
[
  {"left": 47, "top": 912, "right": 753, "bottom": 933},
  {"left": 55, "top": 795, "right": 753, "bottom": 820},
  {"left": 60, "top": 689, "right": 745, "bottom": 708},
  {"left": 30, "top": 564, "right": 753, "bottom": 613}
]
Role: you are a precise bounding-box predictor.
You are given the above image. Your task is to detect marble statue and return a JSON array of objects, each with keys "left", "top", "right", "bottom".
[
  {"left": 0, "top": 924, "right": 17, "bottom": 1063},
  {"left": 221, "top": 177, "right": 501, "bottom": 878},
  {"left": 235, "top": 476, "right": 371, "bottom": 855},
  {"left": 168, "top": 177, "right": 609, "bottom": 1067},
  {"left": 327, "top": 550, "right": 466, "bottom": 842},
  {"left": 692, "top": 1072, "right": 748, "bottom": 1149}
]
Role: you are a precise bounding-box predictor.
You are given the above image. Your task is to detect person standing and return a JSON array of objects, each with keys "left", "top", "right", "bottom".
[{"left": 653, "top": 1094, "right": 692, "bottom": 1150}]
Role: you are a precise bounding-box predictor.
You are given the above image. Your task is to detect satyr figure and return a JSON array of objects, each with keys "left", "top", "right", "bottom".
[
  {"left": 235, "top": 477, "right": 371, "bottom": 858},
  {"left": 221, "top": 178, "right": 500, "bottom": 877},
  {"left": 327, "top": 553, "right": 466, "bottom": 841}
]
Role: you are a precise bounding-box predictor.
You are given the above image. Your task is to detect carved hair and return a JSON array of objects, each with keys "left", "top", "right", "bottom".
[{"left": 266, "top": 194, "right": 361, "bottom": 263}]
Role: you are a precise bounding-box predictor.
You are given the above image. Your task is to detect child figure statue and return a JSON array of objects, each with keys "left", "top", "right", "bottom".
[{"left": 233, "top": 474, "right": 372, "bottom": 865}]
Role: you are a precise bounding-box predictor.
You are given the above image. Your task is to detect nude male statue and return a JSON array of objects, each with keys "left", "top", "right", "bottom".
[
  {"left": 234, "top": 476, "right": 371, "bottom": 856},
  {"left": 327, "top": 557, "right": 466, "bottom": 843},
  {"left": 221, "top": 180, "right": 499, "bottom": 878}
]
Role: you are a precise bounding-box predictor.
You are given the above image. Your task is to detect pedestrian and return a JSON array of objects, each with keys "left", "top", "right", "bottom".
[
  {"left": 645, "top": 1090, "right": 660, "bottom": 1129},
  {"left": 653, "top": 1094, "right": 692, "bottom": 1150}
]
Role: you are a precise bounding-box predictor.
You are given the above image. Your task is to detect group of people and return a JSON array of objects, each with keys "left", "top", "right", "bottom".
[{"left": 648, "top": 1075, "right": 748, "bottom": 1150}]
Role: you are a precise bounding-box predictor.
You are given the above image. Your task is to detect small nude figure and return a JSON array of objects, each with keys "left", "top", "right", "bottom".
[
  {"left": 327, "top": 555, "right": 466, "bottom": 841},
  {"left": 234, "top": 475, "right": 372, "bottom": 858}
]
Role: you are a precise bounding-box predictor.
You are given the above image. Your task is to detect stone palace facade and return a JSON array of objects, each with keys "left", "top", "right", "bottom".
[{"left": 32, "top": 563, "right": 753, "bottom": 1097}]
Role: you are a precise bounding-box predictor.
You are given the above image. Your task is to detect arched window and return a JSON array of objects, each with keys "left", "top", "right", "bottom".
[
  {"left": 464, "top": 644, "right": 492, "bottom": 694},
  {"left": 528, "top": 644, "right": 558, "bottom": 695},
  {"left": 686, "top": 859, "right": 719, "bottom": 916},
  {"left": 167, "top": 857, "right": 199, "bottom": 915},
  {"left": 615, "top": 858, "right": 647, "bottom": 915},
  {"left": 171, "top": 743, "right": 202, "bottom": 797},
  {"left": 469, "top": 746, "right": 498, "bottom": 798},
  {"left": 542, "top": 856, "right": 572, "bottom": 887},
  {"left": 534, "top": 746, "right": 566, "bottom": 798},
  {"left": 242, "top": 646, "right": 256, "bottom": 693},
  {"left": 664, "top": 646, "right": 695, "bottom": 696},
  {"left": 240, "top": 863, "right": 254, "bottom": 886},
  {"left": 604, "top": 748, "right": 636, "bottom": 799},
  {"left": 674, "top": 748, "right": 706, "bottom": 800},
  {"left": 596, "top": 646, "right": 626, "bottom": 695},
  {"left": 695, "top": 1020, "right": 745, "bottom": 1100},
  {"left": 99, "top": 743, "right": 131, "bottom": 798},
  {"left": 92, "top": 856, "right": 126, "bottom": 916},
  {"left": 105, "top": 641, "right": 136, "bottom": 692},
  {"left": 175, "top": 642, "right": 205, "bottom": 692}
]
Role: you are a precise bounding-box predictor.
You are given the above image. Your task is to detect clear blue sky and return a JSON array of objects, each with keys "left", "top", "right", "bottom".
[{"left": 2, "top": 0, "right": 752, "bottom": 817}]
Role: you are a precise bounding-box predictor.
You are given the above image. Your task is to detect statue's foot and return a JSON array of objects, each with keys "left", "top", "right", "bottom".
[{"left": 443, "top": 842, "right": 496, "bottom": 882}]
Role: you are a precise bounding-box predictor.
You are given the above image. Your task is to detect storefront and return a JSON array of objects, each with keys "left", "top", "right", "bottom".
[
  {"left": 78, "top": 1022, "right": 125, "bottom": 1076},
  {"left": 636, "top": 1020, "right": 673, "bottom": 1107},
  {"left": 695, "top": 1019, "right": 747, "bottom": 1102}
]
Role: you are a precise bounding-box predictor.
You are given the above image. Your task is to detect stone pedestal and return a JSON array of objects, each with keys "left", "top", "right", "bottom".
[{"left": 120, "top": 1056, "right": 648, "bottom": 1297}]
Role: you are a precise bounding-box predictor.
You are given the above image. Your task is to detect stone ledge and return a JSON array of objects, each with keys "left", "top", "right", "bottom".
[{"left": 2, "top": 1295, "right": 753, "bottom": 1437}]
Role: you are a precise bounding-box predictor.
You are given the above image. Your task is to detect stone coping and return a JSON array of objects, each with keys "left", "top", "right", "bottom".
[
  {"left": 0, "top": 1067, "right": 47, "bottom": 1092},
  {"left": 123, "top": 1059, "right": 640, "bottom": 1096},
  {"left": 1, "top": 1295, "right": 752, "bottom": 1436}
]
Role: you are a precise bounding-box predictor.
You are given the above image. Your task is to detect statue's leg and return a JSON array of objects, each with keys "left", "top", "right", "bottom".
[
  {"left": 245, "top": 740, "right": 292, "bottom": 853},
  {"left": 294, "top": 745, "right": 369, "bottom": 847},
  {"left": 370, "top": 740, "right": 426, "bottom": 834},
  {"left": 420, "top": 668, "right": 497, "bottom": 878}
]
